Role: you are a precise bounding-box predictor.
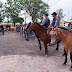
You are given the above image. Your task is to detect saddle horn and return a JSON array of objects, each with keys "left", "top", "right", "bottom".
[
  {"left": 52, "top": 26, "right": 54, "bottom": 30},
  {"left": 56, "top": 26, "right": 58, "bottom": 29}
]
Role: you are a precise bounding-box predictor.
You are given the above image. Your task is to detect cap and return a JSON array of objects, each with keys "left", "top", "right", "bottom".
[{"left": 45, "top": 14, "right": 48, "bottom": 16}]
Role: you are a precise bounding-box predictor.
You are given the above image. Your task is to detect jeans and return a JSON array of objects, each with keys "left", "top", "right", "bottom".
[
  {"left": 20, "top": 29, "right": 21, "bottom": 34},
  {"left": 2, "top": 30, "right": 4, "bottom": 35},
  {"left": 31, "top": 31, "right": 34, "bottom": 35},
  {"left": 25, "top": 33, "right": 29, "bottom": 41},
  {"left": 22, "top": 30, "right": 23, "bottom": 35}
]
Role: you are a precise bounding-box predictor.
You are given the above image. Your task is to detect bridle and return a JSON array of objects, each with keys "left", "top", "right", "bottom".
[{"left": 52, "top": 29, "right": 61, "bottom": 42}]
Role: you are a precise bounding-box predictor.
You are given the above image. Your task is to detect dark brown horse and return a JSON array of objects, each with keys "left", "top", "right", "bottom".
[
  {"left": 28, "top": 22, "right": 60, "bottom": 55},
  {"left": 50, "top": 27, "right": 72, "bottom": 70}
]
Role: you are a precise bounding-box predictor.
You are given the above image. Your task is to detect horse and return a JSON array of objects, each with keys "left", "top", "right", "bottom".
[
  {"left": 50, "top": 27, "right": 72, "bottom": 70},
  {"left": 27, "top": 22, "right": 60, "bottom": 55},
  {"left": 25, "top": 22, "right": 42, "bottom": 50}
]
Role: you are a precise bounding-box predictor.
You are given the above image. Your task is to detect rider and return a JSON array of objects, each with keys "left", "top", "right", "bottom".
[
  {"left": 40, "top": 16, "right": 45, "bottom": 25},
  {"left": 48, "top": 12, "right": 60, "bottom": 48},
  {"left": 48, "top": 12, "right": 60, "bottom": 28},
  {"left": 42, "top": 14, "right": 50, "bottom": 28}
]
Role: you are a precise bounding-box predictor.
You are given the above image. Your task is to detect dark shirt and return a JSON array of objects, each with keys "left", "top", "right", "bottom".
[
  {"left": 50, "top": 16, "right": 60, "bottom": 28},
  {"left": 43, "top": 17, "right": 50, "bottom": 28}
]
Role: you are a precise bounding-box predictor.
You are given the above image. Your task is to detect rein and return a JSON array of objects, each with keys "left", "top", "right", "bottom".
[
  {"left": 52, "top": 29, "right": 68, "bottom": 41},
  {"left": 52, "top": 29, "right": 61, "bottom": 41}
]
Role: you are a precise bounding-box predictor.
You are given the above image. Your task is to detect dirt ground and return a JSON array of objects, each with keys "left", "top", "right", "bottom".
[{"left": 0, "top": 31, "right": 71, "bottom": 72}]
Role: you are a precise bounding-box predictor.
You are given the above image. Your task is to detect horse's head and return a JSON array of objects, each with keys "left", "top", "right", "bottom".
[
  {"left": 50, "top": 27, "right": 60, "bottom": 45},
  {"left": 27, "top": 22, "right": 37, "bottom": 33}
]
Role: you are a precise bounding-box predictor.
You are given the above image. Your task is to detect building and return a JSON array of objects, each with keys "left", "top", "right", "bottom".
[{"left": 0, "top": 23, "right": 20, "bottom": 30}]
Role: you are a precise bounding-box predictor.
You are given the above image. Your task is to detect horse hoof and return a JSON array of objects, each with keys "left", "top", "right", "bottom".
[
  {"left": 62, "top": 63, "right": 66, "bottom": 66},
  {"left": 62, "top": 54, "right": 65, "bottom": 56},
  {"left": 45, "top": 55, "right": 48, "bottom": 57},
  {"left": 56, "top": 48, "right": 58, "bottom": 51},
  {"left": 69, "top": 68, "right": 72, "bottom": 71},
  {"left": 40, "top": 49, "right": 42, "bottom": 51}
]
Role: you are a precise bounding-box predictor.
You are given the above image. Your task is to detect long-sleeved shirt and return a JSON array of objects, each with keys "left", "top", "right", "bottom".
[
  {"left": 50, "top": 16, "right": 60, "bottom": 28},
  {"left": 42, "top": 17, "right": 50, "bottom": 28},
  {"left": 40, "top": 19, "right": 45, "bottom": 25}
]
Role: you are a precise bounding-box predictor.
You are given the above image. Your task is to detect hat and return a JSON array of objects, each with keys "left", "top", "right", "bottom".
[
  {"left": 51, "top": 12, "right": 57, "bottom": 16},
  {"left": 45, "top": 14, "right": 48, "bottom": 16}
]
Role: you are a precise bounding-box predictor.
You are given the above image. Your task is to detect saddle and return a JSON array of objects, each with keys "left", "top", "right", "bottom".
[{"left": 47, "top": 28, "right": 52, "bottom": 35}]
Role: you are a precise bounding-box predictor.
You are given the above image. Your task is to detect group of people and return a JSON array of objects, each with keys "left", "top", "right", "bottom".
[
  {"left": 16, "top": 23, "right": 34, "bottom": 41},
  {"left": 40, "top": 12, "right": 60, "bottom": 29}
]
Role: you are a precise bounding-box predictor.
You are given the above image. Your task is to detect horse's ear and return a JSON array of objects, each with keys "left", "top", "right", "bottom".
[
  {"left": 52, "top": 26, "right": 54, "bottom": 30},
  {"left": 56, "top": 26, "right": 58, "bottom": 29},
  {"left": 56, "top": 26, "right": 58, "bottom": 30}
]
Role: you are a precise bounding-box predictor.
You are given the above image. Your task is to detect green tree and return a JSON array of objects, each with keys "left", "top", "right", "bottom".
[
  {"left": 3, "top": 0, "right": 23, "bottom": 25},
  {"left": 0, "top": 1, "right": 3, "bottom": 22},
  {"left": 21, "top": 0, "right": 49, "bottom": 22},
  {"left": 15, "top": 17, "right": 24, "bottom": 24}
]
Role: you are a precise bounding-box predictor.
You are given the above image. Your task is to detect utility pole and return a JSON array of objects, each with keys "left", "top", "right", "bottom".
[
  {"left": 68, "top": 10, "right": 69, "bottom": 21},
  {"left": 25, "top": 14, "right": 26, "bottom": 24}
]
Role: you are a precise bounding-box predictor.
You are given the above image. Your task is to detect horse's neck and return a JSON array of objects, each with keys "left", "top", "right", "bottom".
[
  {"left": 34, "top": 25, "right": 46, "bottom": 35},
  {"left": 58, "top": 28, "right": 69, "bottom": 40}
]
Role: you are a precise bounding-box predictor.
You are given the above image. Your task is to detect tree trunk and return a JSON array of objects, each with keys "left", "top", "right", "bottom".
[
  {"left": 13, "top": 20, "right": 16, "bottom": 26},
  {"left": 32, "top": 16, "right": 35, "bottom": 22}
]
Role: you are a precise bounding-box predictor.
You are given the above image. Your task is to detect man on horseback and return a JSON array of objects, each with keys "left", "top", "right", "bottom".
[
  {"left": 48, "top": 12, "right": 60, "bottom": 49},
  {"left": 49, "top": 12, "right": 60, "bottom": 28},
  {"left": 48, "top": 12, "right": 60, "bottom": 37},
  {"left": 42, "top": 14, "right": 50, "bottom": 28}
]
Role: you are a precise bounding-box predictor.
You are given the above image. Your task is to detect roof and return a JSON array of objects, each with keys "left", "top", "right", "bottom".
[{"left": 0, "top": 23, "right": 20, "bottom": 26}]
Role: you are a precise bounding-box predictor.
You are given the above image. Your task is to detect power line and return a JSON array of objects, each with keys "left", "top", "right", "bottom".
[{"left": 50, "top": 0, "right": 62, "bottom": 8}]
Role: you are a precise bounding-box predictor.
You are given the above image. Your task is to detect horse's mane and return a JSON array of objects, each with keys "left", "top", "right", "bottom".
[
  {"left": 34, "top": 22, "right": 47, "bottom": 30},
  {"left": 58, "top": 27, "right": 69, "bottom": 31},
  {"left": 58, "top": 27, "right": 72, "bottom": 33}
]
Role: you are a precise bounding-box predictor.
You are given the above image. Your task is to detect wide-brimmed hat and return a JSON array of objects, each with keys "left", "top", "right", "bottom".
[{"left": 51, "top": 12, "right": 57, "bottom": 15}]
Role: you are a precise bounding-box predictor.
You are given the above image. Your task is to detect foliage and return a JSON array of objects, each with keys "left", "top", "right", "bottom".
[
  {"left": 0, "top": 1, "right": 3, "bottom": 22},
  {"left": 15, "top": 17, "right": 24, "bottom": 24},
  {"left": 21, "top": 0, "right": 49, "bottom": 22},
  {"left": 2, "top": 0, "right": 23, "bottom": 25}
]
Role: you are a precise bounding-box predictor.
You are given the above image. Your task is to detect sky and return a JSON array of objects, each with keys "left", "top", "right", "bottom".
[
  {"left": 0, "top": 0, "right": 72, "bottom": 23},
  {"left": 43, "top": 0, "right": 72, "bottom": 21}
]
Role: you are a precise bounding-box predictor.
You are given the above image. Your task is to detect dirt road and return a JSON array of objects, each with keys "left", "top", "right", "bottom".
[{"left": 0, "top": 31, "right": 71, "bottom": 72}]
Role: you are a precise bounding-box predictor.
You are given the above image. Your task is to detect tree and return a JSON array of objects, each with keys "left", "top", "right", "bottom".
[
  {"left": 2, "top": 0, "right": 23, "bottom": 25},
  {"left": 56, "top": 9, "right": 64, "bottom": 20},
  {"left": 21, "top": 0, "right": 49, "bottom": 22},
  {"left": 15, "top": 17, "right": 24, "bottom": 24},
  {"left": 0, "top": 1, "right": 3, "bottom": 22}
]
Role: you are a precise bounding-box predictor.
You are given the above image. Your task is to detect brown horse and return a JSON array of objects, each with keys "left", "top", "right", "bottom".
[
  {"left": 28, "top": 22, "right": 60, "bottom": 55},
  {"left": 50, "top": 27, "right": 72, "bottom": 70}
]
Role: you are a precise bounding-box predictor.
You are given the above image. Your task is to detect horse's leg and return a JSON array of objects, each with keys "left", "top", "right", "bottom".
[
  {"left": 63, "top": 49, "right": 68, "bottom": 65},
  {"left": 62, "top": 49, "right": 65, "bottom": 56},
  {"left": 35, "top": 35, "right": 42, "bottom": 51},
  {"left": 56, "top": 41, "right": 59, "bottom": 51},
  {"left": 44, "top": 42, "right": 48, "bottom": 55},
  {"left": 69, "top": 53, "right": 72, "bottom": 70},
  {"left": 37, "top": 38, "right": 42, "bottom": 50},
  {"left": 35, "top": 36, "right": 38, "bottom": 45}
]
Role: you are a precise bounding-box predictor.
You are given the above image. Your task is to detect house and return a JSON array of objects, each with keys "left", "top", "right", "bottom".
[{"left": 0, "top": 23, "right": 20, "bottom": 30}]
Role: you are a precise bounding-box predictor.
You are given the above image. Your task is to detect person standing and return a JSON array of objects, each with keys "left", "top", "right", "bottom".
[
  {"left": 2, "top": 26, "right": 4, "bottom": 35},
  {"left": 25, "top": 22, "right": 31, "bottom": 41},
  {"left": 42, "top": 14, "right": 50, "bottom": 28},
  {"left": 40, "top": 16, "right": 45, "bottom": 25}
]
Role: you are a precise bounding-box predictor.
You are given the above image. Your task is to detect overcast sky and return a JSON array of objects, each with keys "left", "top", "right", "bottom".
[
  {"left": 0, "top": 0, "right": 72, "bottom": 23},
  {"left": 43, "top": 0, "right": 72, "bottom": 21}
]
